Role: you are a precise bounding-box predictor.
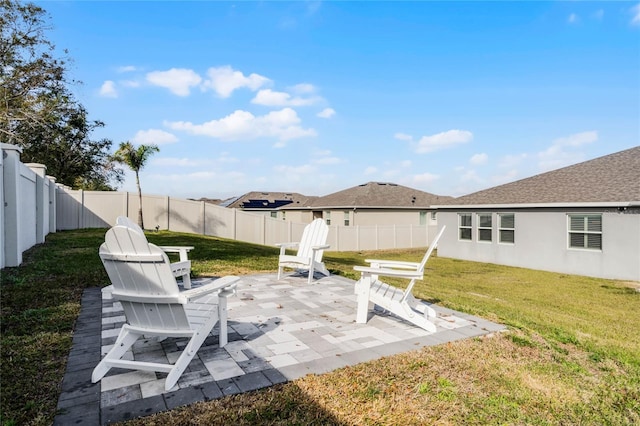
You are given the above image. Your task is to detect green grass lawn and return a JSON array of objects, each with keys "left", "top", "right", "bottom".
[{"left": 1, "top": 229, "right": 638, "bottom": 425}]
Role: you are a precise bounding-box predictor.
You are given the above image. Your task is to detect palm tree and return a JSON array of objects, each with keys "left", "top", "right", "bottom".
[{"left": 112, "top": 141, "right": 159, "bottom": 229}]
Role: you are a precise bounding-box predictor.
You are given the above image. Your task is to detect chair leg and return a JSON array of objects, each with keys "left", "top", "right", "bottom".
[
  {"left": 307, "top": 264, "right": 315, "bottom": 284},
  {"left": 165, "top": 314, "right": 218, "bottom": 391},
  {"left": 277, "top": 265, "right": 282, "bottom": 280},
  {"left": 92, "top": 325, "right": 140, "bottom": 383},
  {"left": 218, "top": 295, "right": 228, "bottom": 347},
  {"left": 355, "top": 276, "right": 373, "bottom": 323}
]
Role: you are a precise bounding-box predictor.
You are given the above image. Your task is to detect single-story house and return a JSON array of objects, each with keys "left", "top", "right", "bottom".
[
  {"left": 433, "top": 146, "right": 640, "bottom": 281},
  {"left": 277, "top": 181, "right": 454, "bottom": 228},
  {"left": 221, "top": 191, "right": 316, "bottom": 216}
]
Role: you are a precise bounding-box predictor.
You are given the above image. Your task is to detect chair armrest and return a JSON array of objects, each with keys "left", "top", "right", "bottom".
[
  {"left": 182, "top": 276, "right": 239, "bottom": 302},
  {"left": 276, "top": 242, "right": 299, "bottom": 255},
  {"left": 311, "top": 244, "right": 330, "bottom": 250},
  {"left": 354, "top": 265, "right": 423, "bottom": 279},
  {"left": 159, "top": 246, "right": 194, "bottom": 262},
  {"left": 364, "top": 259, "right": 420, "bottom": 270}
]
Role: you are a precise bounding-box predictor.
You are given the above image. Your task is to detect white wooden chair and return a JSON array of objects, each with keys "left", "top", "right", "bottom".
[
  {"left": 354, "top": 226, "right": 446, "bottom": 333},
  {"left": 116, "top": 216, "right": 194, "bottom": 288},
  {"left": 276, "top": 219, "right": 330, "bottom": 284},
  {"left": 92, "top": 225, "right": 239, "bottom": 391}
]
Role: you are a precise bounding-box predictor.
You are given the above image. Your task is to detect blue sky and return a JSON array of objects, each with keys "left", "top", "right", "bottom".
[{"left": 41, "top": 1, "right": 639, "bottom": 200}]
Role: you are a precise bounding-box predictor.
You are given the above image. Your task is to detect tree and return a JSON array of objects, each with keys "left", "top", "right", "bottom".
[
  {"left": 112, "top": 142, "right": 159, "bottom": 229},
  {"left": 1, "top": 0, "right": 121, "bottom": 188}
]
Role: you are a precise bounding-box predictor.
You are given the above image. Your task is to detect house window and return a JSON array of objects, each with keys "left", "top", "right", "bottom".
[
  {"left": 478, "top": 213, "right": 492, "bottom": 242},
  {"left": 431, "top": 211, "right": 437, "bottom": 220},
  {"left": 568, "top": 214, "right": 602, "bottom": 250},
  {"left": 419, "top": 211, "right": 427, "bottom": 225},
  {"left": 344, "top": 211, "right": 350, "bottom": 226},
  {"left": 459, "top": 213, "right": 472, "bottom": 240},
  {"left": 282, "top": 211, "right": 286, "bottom": 220},
  {"left": 324, "top": 211, "right": 331, "bottom": 225},
  {"left": 499, "top": 213, "right": 515, "bottom": 244}
]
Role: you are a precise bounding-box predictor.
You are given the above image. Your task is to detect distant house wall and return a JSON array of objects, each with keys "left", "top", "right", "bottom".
[
  {"left": 437, "top": 207, "right": 640, "bottom": 281},
  {"left": 281, "top": 208, "right": 438, "bottom": 227}
]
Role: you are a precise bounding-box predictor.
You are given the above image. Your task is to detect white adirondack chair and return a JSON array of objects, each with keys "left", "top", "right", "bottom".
[
  {"left": 116, "top": 216, "right": 194, "bottom": 288},
  {"left": 92, "top": 225, "right": 239, "bottom": 391},
  {"left": 354, "top": 226, "right": 446, "bottom": 333},
  {"left": 276, "top": 219, "right": 330, "bottom": 284}
]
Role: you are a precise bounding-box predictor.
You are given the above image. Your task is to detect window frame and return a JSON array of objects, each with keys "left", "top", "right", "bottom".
[
  {"left": 458, "top": 213, "right": 472, "bottom": 241},
  {"left": 344, "top": 211, "right": 350, "bottom": 226},
  {"left": 477, "top": 213, "right": 493, "bottom": 243},
  {"left": 568, "top": 214, "right": 602, "bottom": 251},
  {"left": 419, "top": 211, "right": 427, "bottom": 226},
  {"left": 498, "top": 213, "right": 515, "bottom": 244},
  {"left": 324, "top": 210, "right": 331, "bottom": 226}
]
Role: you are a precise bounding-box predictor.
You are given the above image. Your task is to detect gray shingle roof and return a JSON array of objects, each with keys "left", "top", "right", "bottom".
[
  {"left": 299, "top": 182, "right": 454, "bottom": 209},
  {"left": 450, "top": 146, "right": 640, "bottom": 205},
  {"left": 225, "top": 191, "right": 315, "bottom": 209}
]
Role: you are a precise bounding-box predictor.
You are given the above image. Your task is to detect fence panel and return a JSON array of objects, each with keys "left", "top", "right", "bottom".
[
  {"left": 169, "top": 198, "right": 203, "bottom": 234},
  {"left": 19, "top": 164, "right": 37, "bottom": 252},
  {"left": 204, "top": 204, "right": 236, "bottom": 239}
]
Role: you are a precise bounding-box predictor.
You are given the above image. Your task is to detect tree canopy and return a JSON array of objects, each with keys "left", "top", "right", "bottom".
[{"left": 0, "top": 0, "right": 121, "bottom": 189}]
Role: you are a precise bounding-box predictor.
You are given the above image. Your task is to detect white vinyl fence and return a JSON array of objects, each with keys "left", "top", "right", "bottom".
[
  {"left": 56, "top": 188, "right": 437, "bottom": 251},
  {"left": 1, "top": 144, "right": 58, "bottom": 268},
  {"left": 1, "top": 138, "right": 435, "bottom": 269}
]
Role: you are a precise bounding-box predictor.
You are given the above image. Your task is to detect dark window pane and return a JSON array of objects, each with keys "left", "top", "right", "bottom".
[
  {"left": 587, "top": 234, "right": 602, "bottom": 249},
  {"left": 460, "top": 228, "right": 472, "bottom": 240},
  {"left": 479, "top": 229, "right": 492, "bottom": 241},
  {"left": 500, "top": 229, "right": 515, "bottom": 243},
  {"left": 500, "top": 214, "right": 514, "bottom": 229},
  {"left": 479, "top": 214, "right": 492, "bottom": 228}
]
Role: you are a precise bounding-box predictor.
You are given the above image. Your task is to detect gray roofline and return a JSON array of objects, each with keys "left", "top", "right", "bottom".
[
  {"left": 432, "top": 201, "right": 640, "bottom": 209},
  {"left": 278, "top": 205, "right": 437, "bottom": 210}
]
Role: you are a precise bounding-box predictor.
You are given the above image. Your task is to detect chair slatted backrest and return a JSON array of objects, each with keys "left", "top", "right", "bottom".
[
  {"left": 100, "top": 225, "right": 190, "bottom": 331},
  {"left": 403, "top": 226, "right": 446, "bottom": 298},
  {"left": 297, "top": 219, "right": 329, "bottom": 262},
  {"left": 417, "top": 226, "right": 446, "bottom": 273}
]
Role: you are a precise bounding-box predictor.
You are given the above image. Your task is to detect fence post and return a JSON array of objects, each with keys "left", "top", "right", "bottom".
[
  {"left": 2, "top": 144, "right": 23, "bottom": 267},
  {"left": 47, "top": 176, "right": 56, "bottom": 233},
  {"left": 166, "top": 196, "right": 170, "bottom": 231},
  {"left": 201, "top": 200, "right": 206, "bottom": 235},
  {"left": 232, "top": 208, "right": 237, "bottom": 240},
  {"left": 26, "top": 164, "right": 47, "bottom": 244}
]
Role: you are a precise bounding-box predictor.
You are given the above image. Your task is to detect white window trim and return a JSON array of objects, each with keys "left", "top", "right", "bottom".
[
  {"left": 458, "top": 213, "right": 472, "bottom": 242},
  {"left": 567, "top": 214, "right": 603, "bottom": 251},
  {"left": 498, "top": 213, "right": 515, "bottom": 245},
  {"left": 477, "top": 213, "right": 493, "bottom": 243}
]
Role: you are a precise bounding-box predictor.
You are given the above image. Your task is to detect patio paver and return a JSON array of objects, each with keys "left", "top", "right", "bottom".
[{"left": 54, "top": 273, "right": 505, "bottom": 425}]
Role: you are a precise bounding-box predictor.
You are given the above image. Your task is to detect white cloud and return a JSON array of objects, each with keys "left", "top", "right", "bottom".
[
  {"left": 251, "top": 89, "right": 319, "bottom": 106},
  {"left": 631, "top": 3, "right": 640, "bottom": 25},
  {"left": 165, "top": 108, "right": 316, "bottom": 143},
  {"left": 552, "top": 130, "right": 598, "bottom": 147},
  {"left": 460, "top": 169, "right": 482, "bottom": 183},
  {"left": 470, "top": 153, "right": 488, "bottom": 166},
  {"left": 203, "top": 66, "right": 270, "bottom": 98},
  {"left": 152, "top": 157, "right": 202, "bottom": 167},
  {"left": 117, "top": 65, "right": 137, "bottom": 73},
  {"left": 313, "top": 156, "right": 342, "bottom": 165},
  {"left": 538, "top": 130, "right": 598, "bottom": 171},
  {"left": 394, "top": 133, "right": 413, "bottom": 141},
  {"left": 401, "top": 160, "right": 412, "bottom": 168},
  {"left": 317, "top": 108, "right": 336, "bottom": 119},
  {"left": 414, "top": 130, "right": 473, "bottom": 154},
  {"left": 291, "top": 83, "right": 316, "bottom": 94},
  {"left": 568, "top": 13, "right": 579, "bottom": 24},
  {"left": 273, "top": 164, "right": 315, "bottom": 174},
  {"left": 146, "top": 68, "right": 202, "bottom": 96},
  {"left": 99, "top": 80, "right": 117, "bottom": 98},
  {"left": 121, "top": 80, "right": 141, "bottom": 88},
  {"left": 413, "top": 173, "right": 439, "bottom": 184},
  {"left": 132, "top": 129, "right": 178, "bottom": 145},
  {"left": 499, "top": 153, "right": 528, "bottom": 169},
  {"left": 364, "top": 166, "right": 378, "bottom": 175},
  {"left": 592, "top": 9, "right": 604, "bottom": 20}
]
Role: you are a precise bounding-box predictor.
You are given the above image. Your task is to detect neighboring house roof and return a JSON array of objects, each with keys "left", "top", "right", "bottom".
[
  {"left": 445, "top": 146, "right": 640, "bottom": 206},
  {"left": 281, "top": 182, "right": 454, "bottom": 209},
  {"left": 224, "top": 191, "right": 315, "bottom": 209}
]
